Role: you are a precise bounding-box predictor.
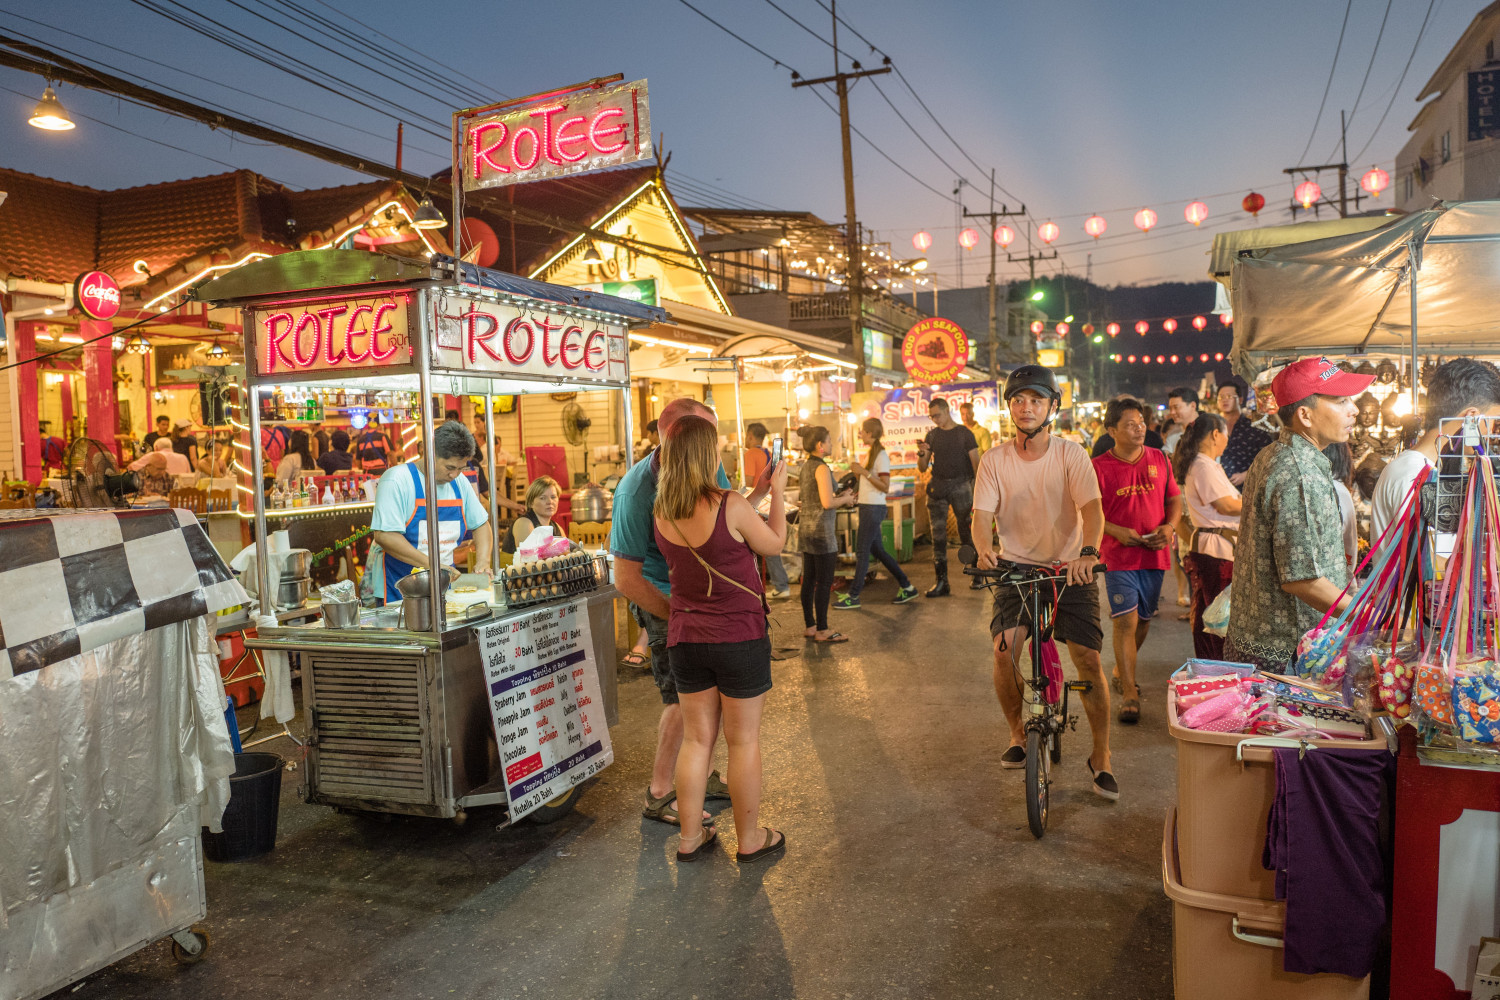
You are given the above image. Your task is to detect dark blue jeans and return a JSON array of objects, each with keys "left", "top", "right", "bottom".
[{"left": 849, "top": 503, "right": 911, "bottom": 599}]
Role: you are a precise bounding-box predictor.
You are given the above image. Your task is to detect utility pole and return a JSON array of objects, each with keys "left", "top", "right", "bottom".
[
  {"left": 792, "top": 0, "right": 890, "bottom": 392},
  {"left": 961, "top": 173, "right": 1024, "bottom": 376},
  {"left": 1283, "top": 110, "right": 1361, "bottom": 220},
  {"left": 1007, "top": 233, "right": 1057, "bottom": 366}
]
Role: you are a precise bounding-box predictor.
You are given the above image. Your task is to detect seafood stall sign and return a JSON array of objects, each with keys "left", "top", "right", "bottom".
[
  {"left": 479, "top": 600, "right": 613, "bottom": 821},
  {"left": 901, "top": 318, "right": 970, "bottom": 383}
]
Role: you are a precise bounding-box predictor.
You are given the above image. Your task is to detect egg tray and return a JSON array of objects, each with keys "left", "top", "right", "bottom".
[{"left": 501, "top": 557, "right": 599, "bottom": 609}]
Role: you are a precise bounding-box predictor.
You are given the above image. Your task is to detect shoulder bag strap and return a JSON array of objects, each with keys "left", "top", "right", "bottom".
[{"left": 667, "top": 501, "right": 767, "bottom": 610}]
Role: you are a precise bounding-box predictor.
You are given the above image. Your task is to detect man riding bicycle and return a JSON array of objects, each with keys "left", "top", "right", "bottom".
[{"left": 970, "top": 366, "right": 1119, "bottom": 801}]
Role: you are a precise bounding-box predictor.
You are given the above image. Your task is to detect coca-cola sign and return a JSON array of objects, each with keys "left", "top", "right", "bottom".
[{"left": 74, "top": 271, "right": 121, "bottom": 321}]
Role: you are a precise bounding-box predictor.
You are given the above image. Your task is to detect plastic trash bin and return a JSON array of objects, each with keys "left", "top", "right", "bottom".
[
  {"left": 202, "top": 752, "right": 283, "bottom": 862},
  {"left": 881, "top": 518, "right": 913, "bottom": 562}
]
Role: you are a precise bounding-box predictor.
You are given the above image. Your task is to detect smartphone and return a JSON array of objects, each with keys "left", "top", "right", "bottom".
[{"left": 770, "top": 437, "right": 784, "bottom": 466}]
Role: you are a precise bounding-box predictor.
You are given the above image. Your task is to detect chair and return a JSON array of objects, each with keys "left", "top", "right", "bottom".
[
  {"left": 169, "top": 487, "right": 208, "bottom": 515},
  {"left": 0, "top": 482, "right": 36, "bottom": 510},
  {"left": 568, "top": 520, "right": 610, "bottom": 549},
  {"left": 209, "top": 489, "right": 234, "bottom": 513}
]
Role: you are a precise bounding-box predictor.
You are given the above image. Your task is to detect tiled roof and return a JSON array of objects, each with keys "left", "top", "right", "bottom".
[
  {"left": 460, "top": 164, "right": 659, "bottom": 274},
  {"left": 0, "top": 169, "right": 102, "bottom": 284},
  {"left": 96, "top": 170, "right": 262, "bottom": 284},
  {"left": 286, "top": 180, "right": 393, "bottom": 241}
]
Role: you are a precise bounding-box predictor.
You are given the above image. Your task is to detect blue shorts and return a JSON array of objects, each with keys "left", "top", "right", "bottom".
[{"left": 1105, "top": 568, "right": 1165, "bottom": 620}]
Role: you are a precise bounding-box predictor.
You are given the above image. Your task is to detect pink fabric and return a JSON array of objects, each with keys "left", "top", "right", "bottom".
[
  {"left": 1039, "top": 638, "right": 1064, "bottom": 703},
  {"left": 1181, "top": 688, "right": 1247, "bottom": 728}
]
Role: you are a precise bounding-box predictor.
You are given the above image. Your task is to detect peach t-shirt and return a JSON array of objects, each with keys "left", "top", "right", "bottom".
[{"left": 972, "top": 436, "right": 1102, "bottom": 566}]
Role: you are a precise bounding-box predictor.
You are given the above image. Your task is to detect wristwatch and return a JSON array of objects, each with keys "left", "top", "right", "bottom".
[{"left": 1079, "top": 545, "right": 1100, "bottom": 559}]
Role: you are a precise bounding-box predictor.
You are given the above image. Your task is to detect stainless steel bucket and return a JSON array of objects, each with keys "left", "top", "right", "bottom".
[
  {"left": 321, "top": 601, "right": 360, "bottom": 628},
  {"left": 398, "top": 596, "right": 432, "bottom": 631},
  {"left": 277, "top": 576, "right": 311, "bottom": 608}
]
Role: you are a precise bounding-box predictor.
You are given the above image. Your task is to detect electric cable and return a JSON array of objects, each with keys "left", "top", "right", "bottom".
[
  {"left": 1296, "top": 0, "right": 1354, "bottom": 166},
  {"left": 0, "top": 303, "right": 191, "bottom": 374},
  {"left": 1350, "top": 0, "right": 1440, "bottom": 163}
]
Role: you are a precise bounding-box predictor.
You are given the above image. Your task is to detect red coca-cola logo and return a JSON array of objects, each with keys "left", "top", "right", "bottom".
[{"left": 74, "top": 271, "right": 121, "bottom": 321}]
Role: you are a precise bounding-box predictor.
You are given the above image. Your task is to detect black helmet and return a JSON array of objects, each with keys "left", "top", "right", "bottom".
[{"left": 1003, "top": 365, "right": 1061, "bottom": 402}]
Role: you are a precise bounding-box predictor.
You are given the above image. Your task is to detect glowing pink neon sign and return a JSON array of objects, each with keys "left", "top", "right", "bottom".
[
  {"left": 461, "top": 79, "right": 652, "bottom": 192},
  {"left": 433, "top": 295, "right": 629, "bottom": 385},
  {"left": 251, "top": 293, "right": 412, "bottom": 376}
]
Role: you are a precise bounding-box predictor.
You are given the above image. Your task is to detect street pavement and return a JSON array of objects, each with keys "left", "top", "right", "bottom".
[{"left": 61, "top": 567, "right": 1191, "bottom": 1000}]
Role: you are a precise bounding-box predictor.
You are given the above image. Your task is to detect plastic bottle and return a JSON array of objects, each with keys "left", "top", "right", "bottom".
[{"left": 322, "top": 482, "right": 335, "bottom": 505}]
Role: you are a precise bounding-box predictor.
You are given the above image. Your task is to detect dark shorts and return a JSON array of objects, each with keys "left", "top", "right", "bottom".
[
  {"left": 669, "top": 637, "right": 773, "bottom": 699},
  {"left": 1105, "top": 568, "right": 1165, "bottom": 620},
  {"left": 629, "top": 602, "right": 676, "bottom": 705},
  {"left": 989, "top": 576, "right": 1104, "bottom": 652}
]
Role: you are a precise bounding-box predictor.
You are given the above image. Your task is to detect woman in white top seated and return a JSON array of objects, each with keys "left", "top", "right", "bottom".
[
  {"left": 1172, "top": 414, "right": 1242, "bottom": 660},
  {"left": 833, "top": 418, "right": 919, "bottom": 609}
]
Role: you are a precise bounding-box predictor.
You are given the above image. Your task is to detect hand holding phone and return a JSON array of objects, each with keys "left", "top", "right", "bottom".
[{"left": 770, "top": 437, "right": 784, "bottom": 466}]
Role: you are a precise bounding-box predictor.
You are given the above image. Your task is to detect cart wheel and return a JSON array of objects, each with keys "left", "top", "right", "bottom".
[
  {"left": 526, "top": 786, "right": 581, "bottom": 824},
  {"left": 170, "top": 928, "right": 211, "bottom": 965},
  {"left": 453, "top": 809, "right": 468, "bottom": 827}
]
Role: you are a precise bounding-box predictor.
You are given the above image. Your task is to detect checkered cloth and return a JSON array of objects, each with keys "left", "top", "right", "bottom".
[{"left": 0, "top": 508, "right": 249, "bottom": 678}]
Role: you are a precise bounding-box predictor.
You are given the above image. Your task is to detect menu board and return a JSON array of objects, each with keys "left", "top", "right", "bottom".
[{"left": 478, "top": 600, "right": 613, "bottom": 820}]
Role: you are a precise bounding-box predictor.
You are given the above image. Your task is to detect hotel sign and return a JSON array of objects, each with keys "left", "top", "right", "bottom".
[
  {"left": 1472, "top": 69, "right": 1500, "bottom": 141},
  {"left": 249, "top": 292, "right": 414, "bottom": 376},
  {"left": 432, "top": 293, "right": 629, "bottom": 386},
  {"left": 460, "top": 79, "right": 652, "bottom": 192}
]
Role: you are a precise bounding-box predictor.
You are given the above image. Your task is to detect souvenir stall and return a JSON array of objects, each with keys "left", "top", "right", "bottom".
[
  {"left": 193, "top": 248, "right": 661, "bottom": 825},
  {"left": 1170, "top": 199, "right": 1500, "bottom": 997},
  {"left": 0, "top": 507, "right": 248, "bottom": 1000}
]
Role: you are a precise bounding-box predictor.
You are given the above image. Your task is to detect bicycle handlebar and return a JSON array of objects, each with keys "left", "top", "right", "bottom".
[{"left": 962, "top": 560, "right": 1107, "bottom": 584}]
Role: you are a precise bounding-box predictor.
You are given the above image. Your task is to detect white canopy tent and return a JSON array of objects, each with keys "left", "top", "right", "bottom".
[{"left": 1227, "top": 201, "right": 1500, "bottom": 402}]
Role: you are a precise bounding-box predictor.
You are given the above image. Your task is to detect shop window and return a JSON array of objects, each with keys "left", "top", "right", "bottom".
[
  {"left": 1442, "top": 131, "right": 1452, "bottom": 163},
  {"left": 1488, "top": 40, "right": 1495, "bottom": 62}
]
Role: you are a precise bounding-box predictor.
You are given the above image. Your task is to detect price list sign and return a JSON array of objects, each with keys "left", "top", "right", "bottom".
[{"left": 479, "top": 601, "right": 613, "bottom": 821}]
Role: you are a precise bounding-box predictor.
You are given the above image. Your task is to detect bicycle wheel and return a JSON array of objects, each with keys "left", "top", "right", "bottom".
[{"left": 1024, "top": 728, "right": 1049, "bottom": 839}]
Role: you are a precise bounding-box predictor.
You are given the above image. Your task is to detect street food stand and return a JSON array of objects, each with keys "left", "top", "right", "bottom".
[
  {"left": 1203, "top": 200, "right": 1500, "bottom": 996},
  {"left": 192, "top": 248, "right": 662, "bottom": 824},
  {"left": 0, "top": 507, "right": 247, "bottom": 1000}
]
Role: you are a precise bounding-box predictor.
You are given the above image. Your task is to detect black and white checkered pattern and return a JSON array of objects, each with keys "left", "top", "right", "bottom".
[{"left": 0, "top": 508, "right": 248, "bottom": 678}]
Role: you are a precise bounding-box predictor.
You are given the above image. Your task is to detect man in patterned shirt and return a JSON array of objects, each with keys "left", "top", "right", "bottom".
[
  {"left": 1224, "top": 358, "right": 1373, "bottom": 671},
  {"left": 1217, "top": 376, "right": 1274, "bottom": 486}
]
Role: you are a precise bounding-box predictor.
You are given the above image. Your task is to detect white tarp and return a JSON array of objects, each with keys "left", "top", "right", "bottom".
[{"left": 1229, "top": 201, "right": 1500, "bottom": 376}]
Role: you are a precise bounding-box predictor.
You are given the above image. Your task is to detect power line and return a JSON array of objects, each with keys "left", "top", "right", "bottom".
[
  {"left": 760, "top": 0, "right": 835, "bottom": 51},
  {"left": 1344, "top": 0, "right": 1396, "bottom": 135},
  {"left": 1296, "top": 0, "right": 1353, "bottom": 165},
  {"left": 672, "top": 0, "right": 799, "bottom": 73},
  {"left": 803, "top": 84, "right": 955, "bottom": 203},
  {"left": 869, "top": 76, "right": 978, "bottom": 191},
  {"left": 301, "top": 0, "right": 502, "bottom": 102},
  {"left": 1350, "top": 0, "right": 1439, "bottom": 163}
]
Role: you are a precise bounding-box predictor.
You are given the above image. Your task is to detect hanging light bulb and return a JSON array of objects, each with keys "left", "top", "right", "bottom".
[
  {"left": 412, "top": 196, "right": 446, "bottom": 229},
  {"left": 125, "top": 334, "right": 152, "bottom": 355},
  {"left": 28, "top": 84, "right": 75, "bottom": 131}
]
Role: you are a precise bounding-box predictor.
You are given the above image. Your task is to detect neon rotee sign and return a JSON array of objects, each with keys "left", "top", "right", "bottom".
[
  {"left": 432, "top": 294, "right": 628, "bottom": 385},
  {"left": 460, "top": 79, "right": 651, "bottom": 191},
  {"left": 250, "top": 293, "right": 413, "bottom": 376}
]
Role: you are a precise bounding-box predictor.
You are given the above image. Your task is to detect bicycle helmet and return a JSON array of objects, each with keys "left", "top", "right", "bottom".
[{"left": 1002, "top": 365, "right": 1062, "bottom": 450}]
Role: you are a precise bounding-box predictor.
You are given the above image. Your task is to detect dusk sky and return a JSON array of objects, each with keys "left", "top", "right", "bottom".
[{"left": 0, "top": 0, "right": 1477, "bottom": 289}]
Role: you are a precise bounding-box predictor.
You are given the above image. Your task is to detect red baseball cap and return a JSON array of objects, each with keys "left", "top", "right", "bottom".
[{"left": 1270, "top": 357, "right": 1375, "bottom": 407}]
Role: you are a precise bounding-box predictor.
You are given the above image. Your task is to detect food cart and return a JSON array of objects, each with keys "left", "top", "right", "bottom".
[{"left": 192, "top": 248, "right": 662, "bottom": 824}]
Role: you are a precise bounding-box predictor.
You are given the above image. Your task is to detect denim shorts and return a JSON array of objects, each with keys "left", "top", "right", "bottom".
[
  {"left": 669, "top": 637, "right": 773, "bottom": 699},
  {"left": 1104, "top": 568, "right": 1165, "bottom": 620},
  {"left": 629, "top": 602, "right": 676, "bottom": 705}
]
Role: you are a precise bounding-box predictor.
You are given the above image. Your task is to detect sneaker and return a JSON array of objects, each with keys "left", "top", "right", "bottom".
[
  {"left": 891, "top": 585, "right": 919, "bottom": 604},
  {"left": 1000, "top": 745, "right": 1027, "bottom": 769},
  {"left": 768, "top": 587, "right": 791, "bottom": 600},
  {"left": 1087, "top": 758, "right": 1120, "bottom": 801},
  {"left": 833, "top": 593, "right": 861, "bottom": 610}
]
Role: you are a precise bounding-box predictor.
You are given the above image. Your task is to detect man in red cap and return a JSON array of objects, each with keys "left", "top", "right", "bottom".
[{"left": 1223, "top": 358, "right": 1373, "bottom": 671}]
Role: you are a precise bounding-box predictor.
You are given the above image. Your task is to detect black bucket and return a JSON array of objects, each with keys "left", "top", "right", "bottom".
[{"left": 202, "top": 752, "right": 283, "bottom": 862}]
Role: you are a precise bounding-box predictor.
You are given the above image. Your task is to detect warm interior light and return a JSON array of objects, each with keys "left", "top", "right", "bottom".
[
  {"left": 1393, "top": 394, "right": 1413, "bottom": 416},
  {"left": 412, "top": 196, "right": 446, "bottom": 230},
  {"left": 28, "top": 85, "right": 74, "bottom": 131}
]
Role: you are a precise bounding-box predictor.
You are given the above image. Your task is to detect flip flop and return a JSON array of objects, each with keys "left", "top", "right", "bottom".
[
  {"left": 620, "top": 651, "right": 648, "bottom": 668},
  {"left": 814, "top": 632, "right": 849, "bottom": 644},
  {"left": 736, "top": 827, "right": 786, "bottom": 864},
  {"left": 676, "top": 826, "right": 719, "bottom": 862}
]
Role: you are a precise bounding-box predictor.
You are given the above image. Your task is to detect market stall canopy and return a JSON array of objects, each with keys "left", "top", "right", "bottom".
[
  {"left": 1228, "top": 201, "right": 1500, "bottom": 376},
  {"left": 1209, "top": 215, "right": 1393, "bottom": 284}
]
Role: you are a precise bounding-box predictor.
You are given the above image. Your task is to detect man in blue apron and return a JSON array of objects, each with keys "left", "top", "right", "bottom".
[{"left": 367, "top": 421, "right": 492, "bottom": 604}]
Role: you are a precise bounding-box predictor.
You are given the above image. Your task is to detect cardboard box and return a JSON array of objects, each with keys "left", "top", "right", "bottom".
[{"left": 1473, "top": 937, "right": 1500, "bottom": 1000}]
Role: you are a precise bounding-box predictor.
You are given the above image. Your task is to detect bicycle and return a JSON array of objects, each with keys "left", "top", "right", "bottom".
[{"left": 959, "top": 545, "right": 1104, "bottom": 839}]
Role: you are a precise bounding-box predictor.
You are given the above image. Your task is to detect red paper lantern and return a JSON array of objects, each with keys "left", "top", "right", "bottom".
[
  {"left": 1106, "top": 322, "right": 1121, "bottom": 337},
  {"left": 1157, "top": 355, "right": 1166, "bottom": 364},
  {"left": 1220, "top": 313, "right": 1233, "bottom": 326},
  {"left": 1031, "top": 320, "right": 1044, "bottom": 335},
  {"left": 1242, "top": 192, "right": 1265, "bottom": 217},
  {"left": 912, "top": 231, "right": 933, "bottom": 252},
  {"left": 1361, "top": 166, "right": 1390, "bottom": 198},
  {"left": 1135, "top": 320, "right": 1149, "bottom": 335},
  {"left": 1038, "top": 221, "right": 1060, "bottom": 245},
  {"left": 1191, "top": 315, "right": 1208, "bottom": 331},
  {"left": 1138, "top": 355, "right": 1148, "bottom": 364},
  {"left": 1084, "top": 215, "right": 1107, "bottom": 239},
  {"left": 1082, "top": 323, "right": 1095, "bottom": 335},
  {"left": 1134, "top": 208, "right": 1157, "bottom": 233},
  {"left": 1200, "top": 354, "right": 1209, "bottom": 362},
  {"left": 1184, "top": 201, "right": 1209, "bottom": 226},
  {"left": 1294, "top": 180, "right": 1322, "bottom": 209},
  {"left": 995, "top": 225, "right": 1015, "bottom": 247},
  {"left": 1163, "top": 318, "right": 1178, "bottom": 334},
  {"left": 1170, "top": 354, "right": 1180, "bottom": 364},
  {"left": 1214, "top": 352, "right": 1225, "bottom": 361},
  {"left": 959, "top": 227, "right": 980, "bottom": 249},
  {"left": 1128, "top": 355, "right": 1138, "bottom": 363},
  {"left": 1055, "top": 322, "right": 1070, "bottom": 336}
]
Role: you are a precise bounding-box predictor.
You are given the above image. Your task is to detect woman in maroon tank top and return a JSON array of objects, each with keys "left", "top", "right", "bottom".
[{"left": 654, "top": 415, "right": 789, "bottom": 864}]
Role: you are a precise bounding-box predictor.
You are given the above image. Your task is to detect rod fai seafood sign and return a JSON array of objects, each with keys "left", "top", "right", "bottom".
[
  {"left": 459, "top": 78, "right": 651, "bottom": 191},
  {"left": 432, "top": 291, "right": 630, "bottom": 385},
  {"left": 249, "top": 291, "right": 415, "bottom": 376}
]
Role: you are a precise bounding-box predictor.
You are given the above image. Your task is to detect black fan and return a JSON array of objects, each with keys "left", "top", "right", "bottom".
[{"left": 62, "top": 438, "right": 137, "bottom": 508}]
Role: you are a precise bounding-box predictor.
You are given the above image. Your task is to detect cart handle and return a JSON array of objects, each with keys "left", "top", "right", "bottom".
[{"left": 244, "top": 639, "right": 429, "bottom": 655}]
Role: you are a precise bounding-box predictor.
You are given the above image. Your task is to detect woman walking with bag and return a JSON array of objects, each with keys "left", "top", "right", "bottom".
[
  {"left": 835, "top": 418, "right": 918, "bottom": 608},
  {"left": 654, "top": 414, "right": 789, "bottom": 864},
  {"left": 1173, "top": 414, "right": 1241, "bottom": 659},
  {"left": 799, "top": 425, "right": 856, "bottom": 641}
]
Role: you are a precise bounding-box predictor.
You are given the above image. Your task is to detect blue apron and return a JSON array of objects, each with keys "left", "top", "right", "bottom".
[{"left": 378, "top": 462, "right": 470, "bottom": 604}]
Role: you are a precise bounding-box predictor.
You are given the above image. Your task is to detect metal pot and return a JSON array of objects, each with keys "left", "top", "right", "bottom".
[
  {"left": 398, "top": 596, "right": 432, "bottom": 632},
  {"left": 396, "top": 570, "right": 450, "bottom": 599},
  {"left": 277, "top": 576, "right": 311, "bottom": 608},
  {"left": 571, "top": 482, "right": 611, "bottom": 524},
  {"left": 279, "top": 548, "right": 312, "bottom": 579}
]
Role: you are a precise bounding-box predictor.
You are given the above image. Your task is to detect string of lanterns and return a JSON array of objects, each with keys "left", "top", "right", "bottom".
[
  {"left": 1029, "top": 314, "right": 1233, "bottom": 339},
  {"left": 1112, "top": 353, "right": 1229, "bottom": 365},
  {"left": 918, "top": 167, "right": 1392, "bottom": 251}
]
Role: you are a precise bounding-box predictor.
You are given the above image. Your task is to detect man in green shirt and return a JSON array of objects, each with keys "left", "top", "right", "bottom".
[{"left": 1224, "top": 358, "right": 1373, "bottom": 671}]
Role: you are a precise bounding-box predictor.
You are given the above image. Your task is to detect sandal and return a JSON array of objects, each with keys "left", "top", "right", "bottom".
[
  {"left": 705, "top": 770, "right": 732, "bottom": 801},
  {"left": 736, "top": 827, "right": 786, "bottom": 864},
  {"left": 1118, "top": 698, "right": 1141, "bottom": 725},
  {"left": 620, "top": 651, "right": 648, "bottom": 668},
  {"left": 813, "top": 632, "right": 849, "bottom": 644},
  {"left": 643, "top": 788, "right": 681, "bottom": 825},
  {"left": 676, "top": 826, "right": 719, "bottom": 862}
]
